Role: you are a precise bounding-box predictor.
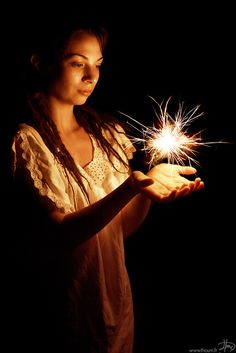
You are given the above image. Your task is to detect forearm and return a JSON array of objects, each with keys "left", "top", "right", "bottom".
[
  {"left": 53, "top": 176, "right": 139, "bottom": 247},
  {"left": 121, "top": 193, "right": 152, "bottom": 238}
]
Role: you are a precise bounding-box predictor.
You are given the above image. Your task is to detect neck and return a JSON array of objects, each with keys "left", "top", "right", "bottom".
[{"left": 47, "top": 97, "right": 80, "bottom": 134}]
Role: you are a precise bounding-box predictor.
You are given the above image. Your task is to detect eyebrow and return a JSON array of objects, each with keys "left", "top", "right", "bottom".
[{"left": 63, "top": 53, "right": 103, "bottom": 62}]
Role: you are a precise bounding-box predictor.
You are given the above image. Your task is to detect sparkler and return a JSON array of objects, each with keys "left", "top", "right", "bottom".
[{"left": 118, "top": 96, "right": 225, "bottom": 168}]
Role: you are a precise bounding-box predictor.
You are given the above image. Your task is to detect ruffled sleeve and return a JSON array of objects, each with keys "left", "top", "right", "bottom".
[
  {"left": 114, "top": 123, "right": 136, "bottom": 160},
  {"left": 12, "top": 124, "right": 74, "bottom": 213},
  {"left": 102, "top": 123, "right": 136, "bottom": 162}
]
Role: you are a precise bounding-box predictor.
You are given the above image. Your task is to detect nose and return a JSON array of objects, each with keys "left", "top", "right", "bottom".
[
  {"left": 83, "top": 77, "right": 97, "bottom": 84},
  {"left": 82, "top": 67, "right": 99, "bottom": 84}
]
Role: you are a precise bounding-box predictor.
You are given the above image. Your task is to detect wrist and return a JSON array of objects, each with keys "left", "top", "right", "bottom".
[
  {"left": 125, "top": 172, "right": 140, "bottom": 196},
  {"left": 127, "top": 171, "right": 154, "bottom": 193}
]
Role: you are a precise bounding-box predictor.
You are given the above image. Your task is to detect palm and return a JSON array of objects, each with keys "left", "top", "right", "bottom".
[{"left": 132, "top": 163, "right": 204, "bottom": 203}]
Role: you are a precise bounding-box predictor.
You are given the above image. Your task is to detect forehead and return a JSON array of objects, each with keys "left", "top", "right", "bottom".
[{"left": 64, "top": 32, "right": 102, "bottom": 57}]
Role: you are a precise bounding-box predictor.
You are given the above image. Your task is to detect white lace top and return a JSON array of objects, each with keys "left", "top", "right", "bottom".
[{"left": 11, "top": 122, "right": 136, "bottom": 353}]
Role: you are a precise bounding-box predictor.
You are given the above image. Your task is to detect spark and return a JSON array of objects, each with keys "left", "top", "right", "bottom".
[{"left": 118, "top": 96, "right": 226, "bottom": 168}]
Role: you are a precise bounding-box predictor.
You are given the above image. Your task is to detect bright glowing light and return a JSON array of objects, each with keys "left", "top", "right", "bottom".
[{"left": 118, "top": 96, "right": 226, "bottom": 168}]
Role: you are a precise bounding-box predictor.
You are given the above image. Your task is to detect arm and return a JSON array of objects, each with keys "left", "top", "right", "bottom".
[
  {"left": 52, "top": 174, "right": 153, "bottom": 246},
  {"left": 51, "top": 164, "right": 203, "bottom": 243},
  {"left": 16, "top": 162, "right": 203, "bottom": 247},
  {"left": 14, "top": 156, "right": 154, "bottom": 247},
  {"left": 13, "top": 129, "right": 203, "bottom": 247},
  {"left": 120, "top": 165, "right": 204, "bottom": 238},
  {"left": 121, "top": 192, "right": 152, "bottom": 239}
]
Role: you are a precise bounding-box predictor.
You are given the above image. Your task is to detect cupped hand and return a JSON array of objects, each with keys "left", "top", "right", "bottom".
[{"left": 130, "top": 163, "right": 204, "bottom": 203}]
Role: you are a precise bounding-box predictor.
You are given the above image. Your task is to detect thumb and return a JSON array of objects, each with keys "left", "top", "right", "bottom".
[
  {"left": 177, "top": 166, "right": 197, "bottom": 175},
  {"left": 132, "top": 171, "right": 154, "bottom": 187}
]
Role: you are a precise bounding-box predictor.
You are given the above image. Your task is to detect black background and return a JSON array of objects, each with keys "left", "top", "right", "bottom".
[{"left": 2, "top": 2, "right": 235, "bottom": 352}]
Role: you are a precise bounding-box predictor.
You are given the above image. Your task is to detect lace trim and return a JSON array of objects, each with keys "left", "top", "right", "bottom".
[{"left": 16, "top": 131, "right": 72, "bottom": 213}]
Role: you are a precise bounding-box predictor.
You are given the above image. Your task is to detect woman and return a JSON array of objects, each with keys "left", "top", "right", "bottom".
[{"left": 11, "top": 23, "right": 203, "bottom": 353}]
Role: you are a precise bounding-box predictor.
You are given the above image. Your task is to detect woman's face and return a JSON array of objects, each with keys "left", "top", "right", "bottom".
[{"left": 48, "top": 32, "right": 103, "bottom": 106}]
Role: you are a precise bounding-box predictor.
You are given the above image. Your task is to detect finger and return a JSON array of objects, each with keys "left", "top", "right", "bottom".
[
  {"left": 176, "top": 186, "right": 191, "bottom": 197},
  {"left": 196, "top": 180, "right": 204, "bottom": 191},
  {"left": 157, "top": 191, "right": 177, "bottom": 204},
  {"left": 192, "top": 178, "right": 201, "bottom": 190},
  {"left": 188, "top": 181, "right": 198, "bottom": 191},
  {"left": 200, "top": 181, "right": 204, "bottom": 189},
  {"left": 191, "top": 178, "right": 204, "bottom": 191},
  {"left": 176, "top": 165, "right": 197, "bottom": 175},
  {"left": 163, "top": 186, "right": 189, "bottom": 202},
  {"left": 181, "top": 178, "right": 204, "bottom": 193}
]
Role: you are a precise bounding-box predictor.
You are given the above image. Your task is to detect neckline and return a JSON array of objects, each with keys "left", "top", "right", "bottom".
[{"left": 77, "top": 134, "right": 96, "bottom": 170}]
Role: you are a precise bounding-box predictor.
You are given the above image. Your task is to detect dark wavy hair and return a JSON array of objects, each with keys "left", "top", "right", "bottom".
[{"left": 23, "top": 23, "right": 130, "bottom": 203}]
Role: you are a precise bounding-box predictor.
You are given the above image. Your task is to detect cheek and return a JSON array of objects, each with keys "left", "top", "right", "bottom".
[
  {"left": 58, "top": 72, "right": 80, "bottom": 91},
  {"left": 59, "top": 66, "right": 81, "bottom": 83},
  {"left": 49, "top": 77, "right": 72, "bottom": 99}
]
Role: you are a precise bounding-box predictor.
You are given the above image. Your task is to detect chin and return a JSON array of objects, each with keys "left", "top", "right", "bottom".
[{"left": 74, "top": 97, "right": 88, "bottom": 106}]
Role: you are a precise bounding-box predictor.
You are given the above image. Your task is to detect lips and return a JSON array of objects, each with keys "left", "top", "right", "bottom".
[{"left": 79, "top": 90, "right": 92, "bottom": 97}]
